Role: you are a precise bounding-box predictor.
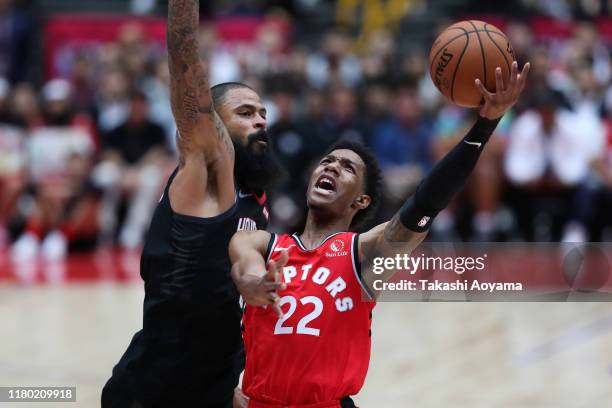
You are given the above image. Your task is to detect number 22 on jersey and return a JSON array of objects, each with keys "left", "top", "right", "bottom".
[{"left": 274, "top": 295, "right": 323, "bottom": 336}]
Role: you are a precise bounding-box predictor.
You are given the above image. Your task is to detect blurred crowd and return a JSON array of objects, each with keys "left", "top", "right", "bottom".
[{"left": 1, "top": 0, "right": 612, "bottom": 262}]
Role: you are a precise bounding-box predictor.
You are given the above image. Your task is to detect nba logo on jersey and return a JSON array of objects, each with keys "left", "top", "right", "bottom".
[
  {"left": 418, "top": 216, "right": 430, "bottom": 227},
  {"left": 326, "top": 239, "right": 348, "bottom": 258},
  {"left": 237, "top": 217, "right": 257, "bottom": 231}
]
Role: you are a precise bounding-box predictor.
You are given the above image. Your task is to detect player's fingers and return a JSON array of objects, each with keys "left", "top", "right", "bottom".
[
  {"left": 517, "top": 62, "right": 531, "bottom": 92},
  {"left": 508, "top": 61, "right": 518, "bottom": 89},
  {"left": 266, "top": 260, "right": 278, "bottom": 281},
  {"left": 277, "top": 250, "right": 289, "bottom": 268},
  {"left": 268, "top": 289, "right": 279, "bottom": 301},
  {"left": 270, "top": 293, "right": 283, "bottom": 317},
  {"left": 475, "top": 79, "right": 493, "bottom": 102},
  {"left": 274, "top": 268, "right": 286, "bottom": 290},
  {"left": 262, "top": 281, "right": 285, "bottom": 291},
  {"left": 495, "top": 67, "right": 504, "bottom": 94},
  {"left": 272, "top": 301, "right": 283, "bottom": 318}
]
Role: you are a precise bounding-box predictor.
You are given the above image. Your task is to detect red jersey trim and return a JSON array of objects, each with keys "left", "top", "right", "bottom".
[{"left": 256, "top": 192, "right": 267, "bottom": 206}]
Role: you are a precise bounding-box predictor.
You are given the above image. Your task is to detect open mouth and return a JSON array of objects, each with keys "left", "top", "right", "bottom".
[{"left": 315, "top": 175, "right": 336, "bottom": 194}]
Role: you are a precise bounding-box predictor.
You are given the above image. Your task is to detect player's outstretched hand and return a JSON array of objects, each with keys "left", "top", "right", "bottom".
[
  {"left": 239, "top": 250, "right": 288, "bottom": 315},
  {"left": 240, "top": 250, "right": 288, "bottom": 316},
  {"left": 475, "top": 61, "right": 530, "bottom": 120}
]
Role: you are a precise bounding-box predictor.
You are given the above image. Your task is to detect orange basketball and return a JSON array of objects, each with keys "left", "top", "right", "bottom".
[{"left": 429, "top": 20, "right": 517, "bottom": 108}]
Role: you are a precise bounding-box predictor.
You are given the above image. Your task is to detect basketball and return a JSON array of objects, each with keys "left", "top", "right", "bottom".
[{"left": 429, "top": 20, "right": 517, "bottom": 107}]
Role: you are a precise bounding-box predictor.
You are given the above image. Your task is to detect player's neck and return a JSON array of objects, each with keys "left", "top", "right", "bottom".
[{"left": 299, "top": 212, "right": 350, "bottom": 249}]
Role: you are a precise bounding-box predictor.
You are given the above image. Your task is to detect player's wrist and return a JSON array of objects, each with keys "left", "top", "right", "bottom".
[
  {"left": 470, "top": 115, "right": 502, "bottom": 143},
  {"left": 477, "top": 108, "right": 504, "bottom": 120}
]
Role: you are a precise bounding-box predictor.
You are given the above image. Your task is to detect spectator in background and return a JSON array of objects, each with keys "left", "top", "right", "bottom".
[
  {"left": 1, "top": 81, "right": 39, "bottom": 248},
  {"left": 246, "top": 12, "right": 292, "bottom": 77},
  {"left": 116, "top": 22, "right": 164, "bottom": 88},
  {"left": 302, "top": 86, "right": 370, "bottom": 162},
  {"left": 570, "top": 94, "right": 612, "bottom": 241},
  {"left": 266, "top": 77, "right": 308, "bottom": 231},
  {"left": 505, "top": 21, "right": 533, "bottom": 64},
  {"left": 504, "top": 91, "right": 605, "bottom": 241},
  {"left": 550, "top": 23, "right": 610, "bottom": 114},
  {"left": 400, "top": 50, "right": 441, "bottom": 114},
  {"left": 566, "top": 22, "right": 611, "bottom": 89},
  {"left": 362, "top": 77, "right": 392, "bottom": 131},
  {"left": 360, "top": 29, "right": 396, "bottom": 82},
  {"left": 71, "top": 55, "right": 97, "bottom": 113},
  {"left": 40, "top": 79, "right": 97, "bottom": 143},
  {"left": 95, "top": 90, "right": 171, "bottom": 249},
  {"left": 305, "top": 29, "right": 362, "bottom": 89},
  {"left": 431, "top": 104, "right": 508, "bottom": 241},
  {"left": 371, "top": 83, "right": 432, "bottom": 219},
  {"left": 198, "top": 26, "right": 241, "bottom": 85},
  {"left": 10, "top": 82, "right": 41, "bottom": 128},
  {"left": 0, "top": 78, "right": 25, "bottom": 249},
  {"left": 141, "top": 58, "right": 176, "bottom": 147},
  {"left": 95, "top": 68, "right": 131, "bottom": 133},
  {"left": 326, "top": 86, "right": 369, "bottom": 143},
  {"left": 11, "top": 79, "right": 99, "bottom": 261}
]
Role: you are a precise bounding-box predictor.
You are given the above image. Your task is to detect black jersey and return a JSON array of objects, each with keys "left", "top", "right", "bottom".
[{"left": 103, "top": 169, "right": 269, "bottom": 407}]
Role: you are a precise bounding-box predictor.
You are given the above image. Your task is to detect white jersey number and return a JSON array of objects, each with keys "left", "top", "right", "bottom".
[{"left": 273, "top": 295, "right": 323, "bottom": 337}]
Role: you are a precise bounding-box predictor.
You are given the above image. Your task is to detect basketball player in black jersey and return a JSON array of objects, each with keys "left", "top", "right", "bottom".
[{"left": 101, "top": 1, "right": 282, "bottom": 407}]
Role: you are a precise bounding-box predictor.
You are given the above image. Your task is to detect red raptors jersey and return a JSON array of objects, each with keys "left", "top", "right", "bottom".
[{"left": 242, "top": 232, "right": 376, "bottom": 406}]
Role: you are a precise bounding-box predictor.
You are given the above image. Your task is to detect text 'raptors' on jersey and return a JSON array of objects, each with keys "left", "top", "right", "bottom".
[{"left": 242, "top": 232, "right": 375, "bottom": 406}]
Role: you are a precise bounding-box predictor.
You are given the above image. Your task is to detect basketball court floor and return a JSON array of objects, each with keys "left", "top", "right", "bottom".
[{"left": 1, "top": 254, "right": 611, "bottom": 407}]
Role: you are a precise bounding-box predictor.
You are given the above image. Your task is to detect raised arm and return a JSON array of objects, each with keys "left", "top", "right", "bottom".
[
  {"left": 229, "top": 230, "right": 287, "bottom": 316},
  {"left": 359, "top": 62, "right": 530, "bottom": 292},
  {"left": 167, "top": 0, "right": 235, "bottom": 216}
]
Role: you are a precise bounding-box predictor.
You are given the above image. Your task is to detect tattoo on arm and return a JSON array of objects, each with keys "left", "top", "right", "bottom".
[
  {"left": 214, "top": 112, "right": 235, "bottom": 159},
  {"left": 168, "top": 0, "right": 214, "bottom": 139},
  {"left": 384, "top": 214, "right": 414, "bottom": 242}
]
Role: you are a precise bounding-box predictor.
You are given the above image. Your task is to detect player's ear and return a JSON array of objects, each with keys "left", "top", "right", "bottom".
[{"left": 353, "top": 194, "right": 371, "bottom": 211}]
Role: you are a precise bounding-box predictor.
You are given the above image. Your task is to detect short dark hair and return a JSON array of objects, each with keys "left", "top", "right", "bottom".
[
  {"left": 324, "top": 140, "right": 383, "bottom": 230},
  {"left": 211, "top": 82, "right": 254, "bottom": 109}
]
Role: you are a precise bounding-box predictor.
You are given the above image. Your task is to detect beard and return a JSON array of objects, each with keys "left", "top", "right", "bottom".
[{"left": 233, "top": 130, "right": 284, "bottom": 195}]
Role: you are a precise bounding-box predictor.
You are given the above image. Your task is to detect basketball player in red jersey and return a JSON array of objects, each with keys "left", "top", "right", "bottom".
[{"left": 230, "top": 62, "right": 530, "bottom": 407}]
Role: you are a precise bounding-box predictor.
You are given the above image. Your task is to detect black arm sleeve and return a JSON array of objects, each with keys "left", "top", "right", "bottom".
[{"left": 399, "top": 115, "right": 501, "bottom": 232}]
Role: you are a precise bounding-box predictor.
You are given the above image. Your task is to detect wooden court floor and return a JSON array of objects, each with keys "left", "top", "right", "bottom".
[{"left": 0, "top": 283, "right": 611, "bottom": 408}]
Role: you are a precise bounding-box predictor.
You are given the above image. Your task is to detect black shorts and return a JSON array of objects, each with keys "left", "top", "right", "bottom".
[
  {"left": 101, "top": 375, "right": 141, "bottom": 408},
  {"left": 102, "top": 375, "right": 233, "bottom": 408}
]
